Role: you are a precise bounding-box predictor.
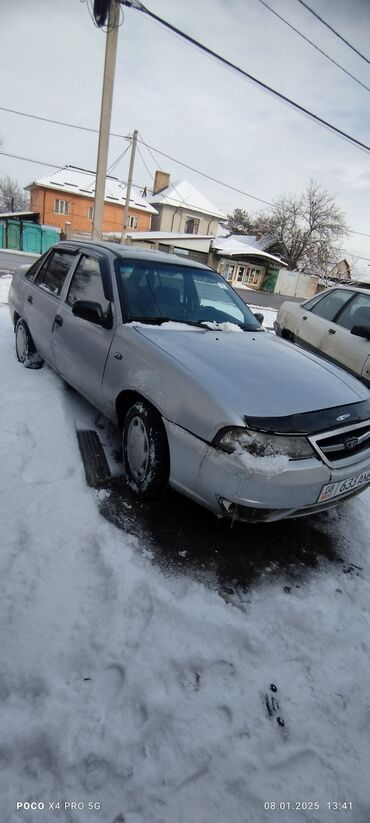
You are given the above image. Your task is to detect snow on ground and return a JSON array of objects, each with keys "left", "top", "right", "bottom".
[
  {"left": 0, "top": 274, "right": 12, "bottom": 304},
  {"left": 1, "top": 302, "right": 370, "bottom": 823},
  {"left": 249, "top": 304, "right": 277, "bottom": 330}
]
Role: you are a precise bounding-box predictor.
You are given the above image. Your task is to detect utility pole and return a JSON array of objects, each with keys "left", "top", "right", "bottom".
[
  {"left": 121, "top": 129, "right": 138, "bottom": 243},
  {"left": 92, "top": 0, "right": 120, "bottom": 240}
]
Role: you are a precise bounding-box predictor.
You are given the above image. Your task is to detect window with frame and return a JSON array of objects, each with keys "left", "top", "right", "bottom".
[
  {"left": 55, "top": 199, "right": 70, "bottom": 215},
  {"left": 247, "top": 269, "right": 260, "bottom": 285},
  {"left": 128, "top": 215, "right": 138, "bottom": 229},
  {"left": 335, "top": 293, "right": 370, "bottom": 331},
  {"left": 35, "top": 250, "right": 76, "bottom": 297},
  {"left": 225, "top": 265, "right": 234, "bottom": 282},
  {"left": 184, "top": 216, "right": 200, "bottom": 235},
  {"left": 309, "top": 289, "right": 352, "bottom": 322},
  {"left": 66, "top": 255, "right": 110, "bottom": 312},
  {"left": 25, "top": 251, "right": 50, "bottom": 282}
]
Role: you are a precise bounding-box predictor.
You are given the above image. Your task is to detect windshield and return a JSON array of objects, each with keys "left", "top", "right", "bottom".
[{"left": 116, "top": 259, "right": 261, "bottom": 330}]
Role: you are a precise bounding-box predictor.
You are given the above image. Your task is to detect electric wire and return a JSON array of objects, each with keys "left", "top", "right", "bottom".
[
  {"left": 1, "top": 146, "right": 370, "bottom": 240},
  {"left": 255, "top": 0, "right": 370, "bottom": 93},
  {"left": 122, "top": 1, "right": 370, "bottom": 153},
  {"left": 296, "top": 0, "right": 370, "bottom": 65},
  {"left": 0, "top": 105, "right": 130, "bottom": 140}
]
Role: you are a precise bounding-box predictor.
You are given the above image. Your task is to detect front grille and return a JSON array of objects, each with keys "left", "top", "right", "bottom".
[{"left": 310, "top": 421, "right": 370, "bottom": 468}]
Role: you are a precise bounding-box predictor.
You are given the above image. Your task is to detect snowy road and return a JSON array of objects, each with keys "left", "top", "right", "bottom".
[{"left": 1, "top": 295, "right": 370, "bottom": 823}]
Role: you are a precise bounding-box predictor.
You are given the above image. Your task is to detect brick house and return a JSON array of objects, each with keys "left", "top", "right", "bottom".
[{"left": 26, "top": 166, "right": 157, "bottom": 238}]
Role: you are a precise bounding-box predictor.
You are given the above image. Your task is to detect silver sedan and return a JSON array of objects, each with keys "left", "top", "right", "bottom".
[
  {"left": 274, "top": 286, "right": 370, "bottom": 386},
  {"left": 8, "top": 241, "right": 370, "bottom": 523}
]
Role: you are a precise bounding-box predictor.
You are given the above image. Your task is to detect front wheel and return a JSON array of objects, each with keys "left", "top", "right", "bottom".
[
  {"left": 122, "top": 401, "right": 169, "bottom": 498},
  {"left": 15, "top": 319, "right": 43, "bottom": 369}
]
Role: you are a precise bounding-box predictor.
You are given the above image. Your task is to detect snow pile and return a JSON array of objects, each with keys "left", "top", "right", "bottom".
[
  {"left": 202, "top": 320, "right": 244, "bottom": 332},
  {"left": 1, "top": 304, "right": 370, "bottom": 822}
]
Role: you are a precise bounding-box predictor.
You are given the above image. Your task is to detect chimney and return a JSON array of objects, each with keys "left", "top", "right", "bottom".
[{"left": 153, "top": 170, "right": 170, "bottom": 195}]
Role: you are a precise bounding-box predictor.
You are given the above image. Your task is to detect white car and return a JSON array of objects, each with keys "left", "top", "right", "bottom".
[{"left": 274, "top": 286, "right": 370, "bottom": 387}]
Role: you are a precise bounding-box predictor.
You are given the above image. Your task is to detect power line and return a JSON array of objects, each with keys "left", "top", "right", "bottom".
[
  {"left": 297, "top": 1, "right": 370, "bottom": 65},
  {"left": 0, "top": 105, "right": 130, "bottom": 141},
  {"left": 255, "top": 0, "right": 370, "bottom": 93},
  {"left": 0, "top": 150, "right": 62, "bottom": 170},
  {"left": 340, "top": 250, "right": 370, "bottom": 263},
  {"left": 136, "top": 137, "right": 273, "bottom": 206},
  {"left": 136, "top": 142, "right": 154, "bottom": 181},
  {"left": 123, "top": 1, "right": 370, "bottom": 153},
  {"left": 2, "top": 146, "right": 370, "bottom": 241}
]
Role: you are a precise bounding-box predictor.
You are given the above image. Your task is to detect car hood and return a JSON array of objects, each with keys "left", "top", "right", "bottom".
[{"left": 135, "top": 326, "right": 369, "bottom": 421}]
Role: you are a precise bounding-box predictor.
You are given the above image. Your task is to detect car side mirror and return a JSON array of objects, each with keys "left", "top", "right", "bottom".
[
  {"left": 351, "top": 324, "right": 370, "bottom": 340},
  {"left": 254, "top": 312, "right": 264, "bottom": 325},
  {"left": 72, "top": 300, "right": 105, "bottom": 325}
]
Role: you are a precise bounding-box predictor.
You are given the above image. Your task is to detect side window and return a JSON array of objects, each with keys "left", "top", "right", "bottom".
[
  {"left": 336, "top": 294, "right": 370, "bottom": 331},
  {"left": 310, "top": 290, "right": 351, "bottom": 322},
  {"left": 66, "top": 255, "right": 110, "bottom": 312},
  {"left": 25, "top": 251, "right": 50, "bottom": 283},
  {"left": 35, "top": 250, "right": 76, "bottom": 297}
]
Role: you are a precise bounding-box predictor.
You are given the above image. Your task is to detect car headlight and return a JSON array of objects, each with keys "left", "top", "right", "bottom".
[{"left": 214, "top": 427, "right": 314, "bottom": 460}]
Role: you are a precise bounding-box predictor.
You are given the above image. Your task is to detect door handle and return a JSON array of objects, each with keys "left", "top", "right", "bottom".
[
  {"left": 27, "top": 295, "right": 33, "bottom": 304},
  {"left": 54, "top": 314, "right": 63, "bottom": 327},
  {"left": 328, "top": 328, "right": 336, "bottom": 335}
]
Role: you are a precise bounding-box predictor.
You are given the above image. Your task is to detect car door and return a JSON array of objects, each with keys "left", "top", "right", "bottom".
[
  {"left": 23, "top": 247, "right": 78, "bottom": 365},
  {"left": 292, "top": 289, "right": 354, "bottom": 354},
  {"left": 321, "top": 292, "right": 370, "bottom": 378},
  {"left": 51, "top": 250, "right": 116, "bottom": 411}
]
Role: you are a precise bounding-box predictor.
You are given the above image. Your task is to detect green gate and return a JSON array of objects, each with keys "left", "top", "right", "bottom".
[{"left": 6, "top": 220, "right": 21, "bottom": 250}]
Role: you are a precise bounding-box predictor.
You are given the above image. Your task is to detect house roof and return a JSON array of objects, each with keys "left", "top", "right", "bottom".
[
  {"left": 148, "top": 179, "right": 226, "bottom": 219},
  {"left": 211, "top": 235, "right": 287, "bottom": 266},
  {"left": 26, "top": 166, "right": 158, "bottom": 215}
]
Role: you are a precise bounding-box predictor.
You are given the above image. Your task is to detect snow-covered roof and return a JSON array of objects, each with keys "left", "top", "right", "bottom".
[
  {"left": 149, "top": 179, "right": 226, "bottom": 219},
  {"left": 213, "top": 233, "right": 278, "bottom": 251},
  {"left": 212, "top": 235, "right": 287, "bottom": 266},
  {"left": 26, "top": 166, "right": 158, "bottom": 215}
]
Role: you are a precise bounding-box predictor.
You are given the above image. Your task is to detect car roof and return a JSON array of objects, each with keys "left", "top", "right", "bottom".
[
  {"left": 311, "top": 285, "right": 370, "bottom": 298},
  {"left": 54, "top": 239, "right": 212, "bottom": 271}
]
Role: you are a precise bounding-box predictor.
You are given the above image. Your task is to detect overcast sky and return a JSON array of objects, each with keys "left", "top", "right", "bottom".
[{"left": 1, "top": 0, "right": 369, "bottom": 269}]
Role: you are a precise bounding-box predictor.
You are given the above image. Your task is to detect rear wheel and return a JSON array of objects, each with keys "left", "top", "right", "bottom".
[
  {"left": 15, "top": 319, "right": 43, "bottom": 369},
  {"left": 122, "top": 400, "right": 169, "bottom": 498}
]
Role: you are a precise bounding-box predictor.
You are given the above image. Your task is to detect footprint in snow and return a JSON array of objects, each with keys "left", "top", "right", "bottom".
[{"left": 265, "top": 683, "right": 285, "bottom": 731}]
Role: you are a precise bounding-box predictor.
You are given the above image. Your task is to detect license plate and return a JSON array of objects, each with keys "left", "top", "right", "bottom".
[{"left": 318, "top": 470, "right": 370, "bottom": 503}]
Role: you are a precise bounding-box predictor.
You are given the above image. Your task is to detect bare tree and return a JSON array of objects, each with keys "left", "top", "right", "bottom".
[
  {"left": 0, "top": 176, "right": 29, "bottom": 212},
  {"left": 250, "top": 181, "right": 348, "bottom": 276}
]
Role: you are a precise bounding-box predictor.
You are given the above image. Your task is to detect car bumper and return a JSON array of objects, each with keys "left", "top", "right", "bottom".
[{"left": 165, "top": 420, "right": 370, "bottom": 523}]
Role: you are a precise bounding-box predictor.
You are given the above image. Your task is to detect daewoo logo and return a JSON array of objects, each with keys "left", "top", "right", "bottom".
[
  {"left": 336, "top": 413, "right": 351, "bottom": 422},
  {"left": 344, "top": 437, "right": 358, "bottom": 450}
]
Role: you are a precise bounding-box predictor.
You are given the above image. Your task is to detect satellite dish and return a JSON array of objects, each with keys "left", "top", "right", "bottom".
[{"left": 93, "top": 0, "right": 110, "bottom": 27}]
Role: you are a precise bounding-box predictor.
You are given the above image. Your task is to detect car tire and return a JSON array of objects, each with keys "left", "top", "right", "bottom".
[
  {"left": 15, "top": 318, "right": 44, "bottom": 369},
  {"left": 281, "top": 327, "right": 294, "bottom": 341},
  {"left": 122, "top": 400, "right": 169, "bottom": 498}
]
